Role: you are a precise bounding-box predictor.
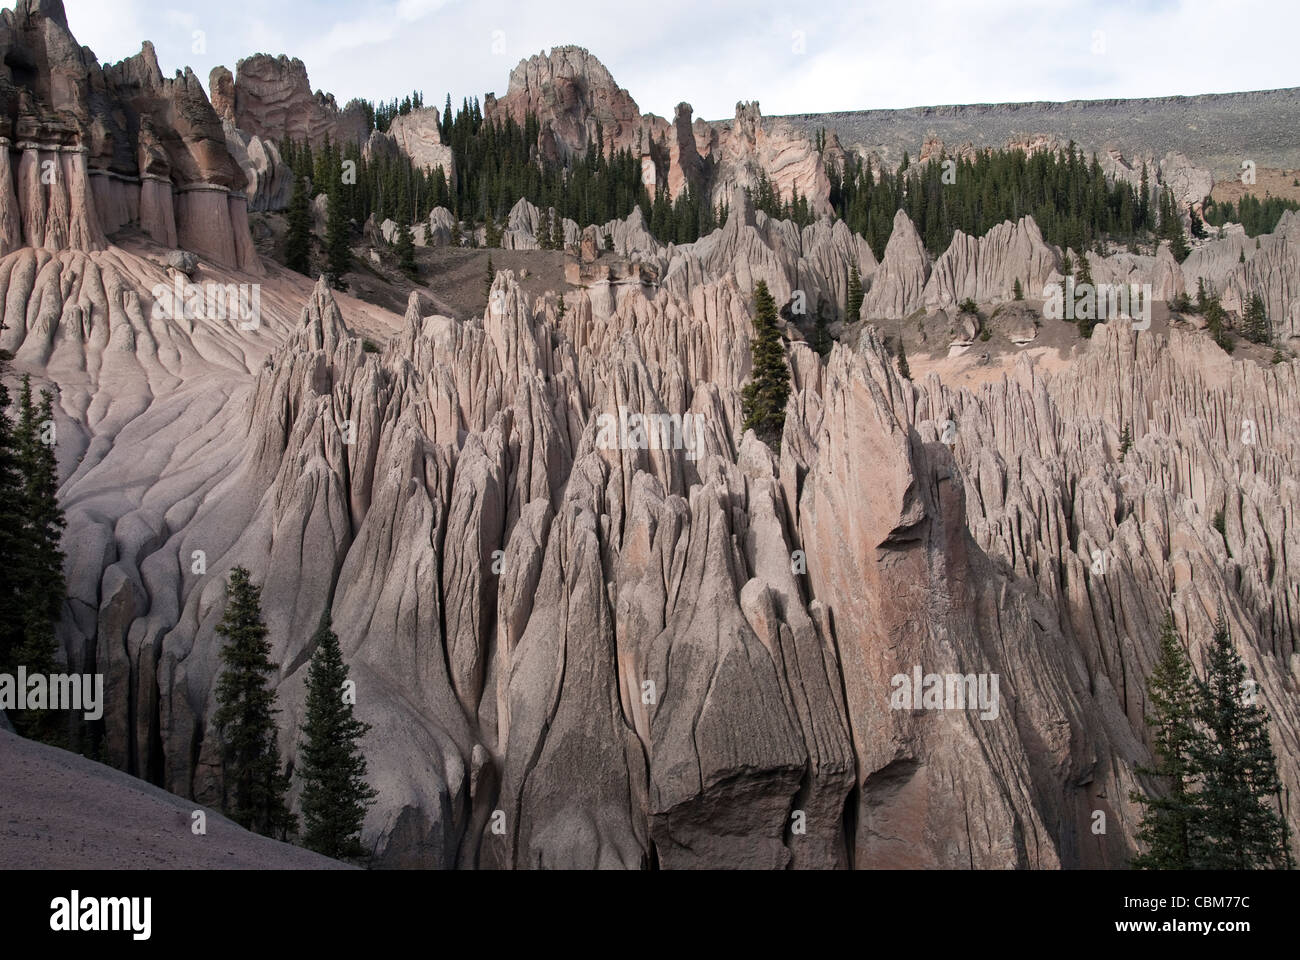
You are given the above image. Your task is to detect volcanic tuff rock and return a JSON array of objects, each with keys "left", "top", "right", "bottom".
[
  {"left": 924, "top": 216, "right": 1059, "bottom": 310},
  {"left": 861, "top": 210, "right": 931, "bottom": 319},
  {"left": 5, "top": 187, "right": 1300, "bottom": 867},
  {"left": 0, "top": 0, "right": 259, "bottom": 271},
  {"left": 488, "top": 45, "right": 650, "bottom": 164},
  {"left": 369, "top": 108, "right": 455, "bottom": 184},
  {"left": 701, "top": 102, "right": 833, "bottom": 218},
  {"left": 5, "top": 5, "right": 1300, "bottom": 872},
  {"left": 220, "top": 54, "right": 371, "bottom": 151}
]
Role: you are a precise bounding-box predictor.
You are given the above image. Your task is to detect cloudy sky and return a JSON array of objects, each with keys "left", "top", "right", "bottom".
[{"left": 29, "top": 0, "right": 1300, "bottom": 121}]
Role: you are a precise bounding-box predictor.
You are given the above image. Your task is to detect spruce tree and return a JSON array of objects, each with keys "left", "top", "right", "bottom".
[
  {"left": 325, "top": 178, "right": 351, "bottom": 291},
  {"left": 484, "top": 255, "right": 494, "bottom": 300},
  {"left": 10, "top": 380, "right": 66, "bottom": 738},
  {"left": 1131, "top": 614, "right": 1201, "bottom": 869},
  {"left": 297, "top": 611, "right": 376, "bottom": 860},
  {"left": 812, "top": 303, "right": 832, "bottom": 358},
  {"left": 285, "top": 176, "right": 313, "bottom": 276},
  {"left": 896, "top": 339, "right": 911, "bottom": 380},
  {"left": 846, "top": 264, "right": 863, "bottom": 320},
  {"left": 1244, "top": 294, "right": 1270, "bottom": 345},
  {"left": 0, "top": 352, "right": 24, "bottom": 675},
  {"left": 1187, "top": 614, "right": 1293, "bottom": 869},
  {"left": 396, "top": 219, "right": 417, "bottom": 276},
  {"left": 1013, "top": 277, "right": 1023, "bottom": 301},
  {"left": 741, "top": 280, "right": 791, "bottom": 447},
  {"left": 213, "top": 567, "right": 296, "bottom": 840},
  {"left": 1119, "top": 424, "right": 1132, "bottom": 461}
]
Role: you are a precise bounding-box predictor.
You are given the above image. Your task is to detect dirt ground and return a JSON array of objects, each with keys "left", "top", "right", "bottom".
[{"left": 0, "top": 729, "right": 351, "bottom": 870}]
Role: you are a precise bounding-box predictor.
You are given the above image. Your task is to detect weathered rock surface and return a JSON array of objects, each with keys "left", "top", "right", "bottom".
[
  {"left": 862, "top": 210, "right": 931, "bottom": 319},
  {"left": 219, "top": 54, "right": 370, "bottom": 150}
]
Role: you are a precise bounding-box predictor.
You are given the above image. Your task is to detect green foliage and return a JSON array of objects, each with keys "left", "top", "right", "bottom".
[
  {"left": 0, "top": 376, "right": 68, "bottom": 743},
  {"left": 362, "top": 340, "right": 379, "bottom": 354},
  {"left": 740, "top": 281, "right": 791, "bottom": 448},
  {"left": 1205, "top": 296, "right": 1233, "bottom": 353},
  {"left": 1186, "top": 616, "right": 1293, "bottom": 869},
  {"left": 297, "top": 612, "right": 377, "bottom": 860},
  {"left": 1013, "top": 277, "right": 1023, "bottom": 301},
  {"left": 846, "top": 265, "right": 863, "bottom": 320},
  {"left": 324, "top": 177, "right": 351, "bottom": 291},
  {"left": 1203, "top": 193, "right": 1300, "bottom": 237},
  {"left": 1273, "top": 349, "right": 1288, "bottom": 365},
  {"left": 829, "top": 143, "right": 1153, "bottom": 259},
  {"left": 395, "top": 218, "right": 417, "bottom": 276},
  {"left": 285, "top": 175, "right": 312, "bottom": 276},
  {"left": 484, "top": 255, "right": 494, "bottom": 300},
  {"left": 1119, "top": 424, "right": 1132, "bottom": 462},
  {"left": 1131, "top": 615, "right": 1200, "bottom": 869},
  {"left": 213, "top": 567, "right": 296, "bottom": 840},
  {"left": 1242, "top": 293, "right": 1271, "bottom": 345},
  {"left": 811, "top": 304, "right": 832, "bottom": 358},
  {"left": 958, "top": 297, "right": 978, "bottom": 316},
  {"left": 896, "top": 339, "right": 911, "bottom": 380},
  {"left": 1132, "top": 614, "right": 1293, "bottom": 869}
]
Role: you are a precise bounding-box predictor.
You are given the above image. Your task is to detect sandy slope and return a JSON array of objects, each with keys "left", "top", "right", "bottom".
[{"left": 0, "top": 730, "right": 352, "bottom": 870}]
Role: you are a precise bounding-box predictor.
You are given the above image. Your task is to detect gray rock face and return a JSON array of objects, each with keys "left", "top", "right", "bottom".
[
  {"left": 862, "top": 210, "right": 930, "bottom": 319},
  {"left": 8, "top": 205, "right": 1299, "bottom": 870}
]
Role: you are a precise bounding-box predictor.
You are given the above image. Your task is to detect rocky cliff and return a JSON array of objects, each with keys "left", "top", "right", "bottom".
[{"left": 0, "top": 0, "right": 259, "bottom": 272}]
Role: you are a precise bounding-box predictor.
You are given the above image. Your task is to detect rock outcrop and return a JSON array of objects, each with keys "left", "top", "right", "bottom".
[
  {"left": 861, "top": 210, "right": 930, "bottom": 319},
  {"left": 219, "top": 54, "right": 370, "bottom": 150},
  {"left": 703, "top": 102, "right": 832, "bottom": 218}
]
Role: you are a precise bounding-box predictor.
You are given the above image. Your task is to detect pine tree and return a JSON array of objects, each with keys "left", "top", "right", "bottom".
[
  {"left": 1187, "top": 614, "right": 1293, "bottom": 869},
  {"left": 285, "top": 176, "right": 312, "bottom": 276},
  {"left": 1131, "top": 614, "right": 1201, "bottom": 869},
  {"left": 484, "top": 255, "right": 494, "bottom": 300},
  {"left": 811, "top": 302, "right": 832, "bottom": 358},
  {"left": 741, "top": 280, "right": 791, "bottom": 447},
  {"left": 325, "top": 178, "right": 351, "bottom": 291},
  {"left": 1243, "top": 293, "right": 1270, "bottom": 345},
  {"left": 556, "top": 293, "right": 567, "bottom": 320},
  {"left": 1013, "top": 277, "right": 1024, "bottom": 301},
  {"left": 896, "top": 339, "right": 911, "bottom": 380},
  {"left": 396, "top": 218, "right": 417, "bottom": 276},
  {"left": 846, "top": 264, "right": 863, "bottom": 320},
  {"left": 297, "top": 611, "right": 376, "bottom": 860},
  {"left": 1119, "top": 424, "right": 1132, "bottom": 462},
  {"left": 213, "top": 567, "right": 296, "bottom": 840},
  {"left": 12, "top": 381, "right": 66, "bottom": 717},
  {"left": 0, "top": 349, "right": 24, "bottom": 676}
]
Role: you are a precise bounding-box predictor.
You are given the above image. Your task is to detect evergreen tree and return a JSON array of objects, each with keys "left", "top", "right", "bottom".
[
  {"left": 324, "top": 178, "right": 351, "bottom": 291},
  {"left": 0, "top": 349, "right": 24, "bottom": 675},
  {"left": 1119, "top": 424, "right": 1132, "bottom": 462},
  {"left": 395, "top": 218, "right": 417, "bottom": 276},
  {"left": 296, "top": 611, "right": 376, "bottom": 860},
  {"left": 484, "top": 255, "right": 494, "bottom": 300},
  {"left": 1013, "top": 277, "right": 1023, "bottom": 301},
  {"left": 1131, "top": 614, "right": 1201, "bottom": 869},
  {"left": 556, "top": 293, "right": 567, "bottom": 321},
  {"left": 896, "top": 339, "right": 911, "bottom": 380},
  {"left": 1187, "top": 614, "right": 1293, "bottom": 869},
  {"left": 13, "top": 381, "right": 65, "bottom": 681},
  {"left": 1243, "top": 293, "right": 1270, "bottom": 345},
  {"left": 846, "top": 264, "right": 863, "bottom": 320},
  {"left": 811, "top": 301, "right": 832, "bottom": 358},
  {"left": 741, "top": 280, "right": 791, "bottom": 447},
  {"left": 213, "top": 567, "right": 296, "bottom": 840},
  {"left": 285, "top": 176, "right": 313, "bottom": 276}
]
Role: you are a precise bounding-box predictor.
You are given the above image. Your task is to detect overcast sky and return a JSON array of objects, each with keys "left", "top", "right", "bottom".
[{"left": 29, "top": 0, "right": 1300, "bottom": 121}]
